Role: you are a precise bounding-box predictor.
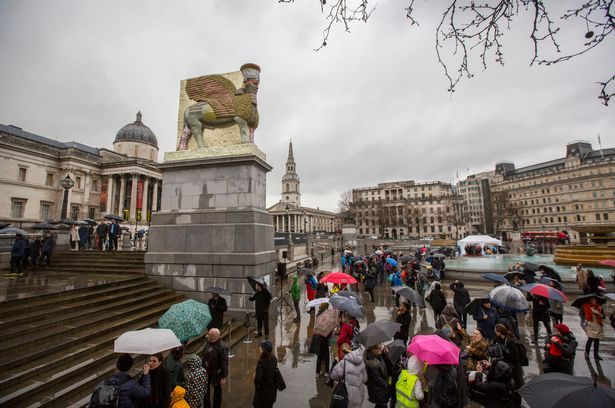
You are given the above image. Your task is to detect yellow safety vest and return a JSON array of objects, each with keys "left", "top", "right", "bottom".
[{"left": 395, "top": 370, "right": 419, "bottom": 408}]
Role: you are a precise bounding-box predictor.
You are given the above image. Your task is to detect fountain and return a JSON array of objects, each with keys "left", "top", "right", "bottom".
[{"left": 553, "top": 225, "right": 615, "bottom": 267}]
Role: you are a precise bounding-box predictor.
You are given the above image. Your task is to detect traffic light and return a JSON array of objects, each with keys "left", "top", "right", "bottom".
[
  {"left": 136, "top": 209, "right": 142, "bottom": 221},
  {"left": 123, "top": 209, "right": 129, "bottom": 220},
  {"left": 146, "top": 210, "right": 152, "bottom": 222}
]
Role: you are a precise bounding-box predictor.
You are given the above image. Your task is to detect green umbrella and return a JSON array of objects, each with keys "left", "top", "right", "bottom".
[{"left": 158, "top": 299, "right": 213, "bottom": 342}]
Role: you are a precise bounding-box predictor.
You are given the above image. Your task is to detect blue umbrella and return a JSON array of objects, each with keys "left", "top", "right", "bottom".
[
  {"left": 158, "top": 299, "right": 213, "bottom": 342},
  {"left": 482, "top": 273, "right": 510, "bottom": 285},
  {"left": 386, "top": 258, "right": 398, "bottom": 267},
  {"left": 540, "top": 276, "right": 566, "bottom": 290}
]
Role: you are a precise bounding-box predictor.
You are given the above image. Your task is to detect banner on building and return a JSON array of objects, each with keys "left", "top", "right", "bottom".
[{"left": 137, "top": 179, "right": 144, "bottom": 209}]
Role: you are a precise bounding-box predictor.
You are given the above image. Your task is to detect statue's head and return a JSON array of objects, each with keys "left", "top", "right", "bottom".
[{"left": 241, "top": 63, "right": 260, "bottom": 94}]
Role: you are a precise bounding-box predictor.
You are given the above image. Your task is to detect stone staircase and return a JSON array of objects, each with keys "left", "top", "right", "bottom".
[{"left": 0, "top": 251, "right": 246, "bottom": 407}]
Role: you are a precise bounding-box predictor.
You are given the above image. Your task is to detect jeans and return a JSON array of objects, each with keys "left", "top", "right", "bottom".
[
  {"left": 586, "top": 338, "right": 600, "bottom": 355},
  {"left": 433, "top": 268, "right": 441, "bottom": 280}
]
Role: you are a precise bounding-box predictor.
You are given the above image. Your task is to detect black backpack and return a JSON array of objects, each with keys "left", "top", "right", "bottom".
[
  {"left": 434, "top": 370, "right": 459, "bottom": 408},
  {"left": 90, "top": 377, "right": 130, "bottom": 408},
  {"left": 330, "top": 361, "right": 349, "bottom": 408}
]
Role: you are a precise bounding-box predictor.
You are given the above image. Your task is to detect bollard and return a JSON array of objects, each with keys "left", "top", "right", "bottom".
[
  {"left": 227, "top": 319, "right": 235, "bottom": 358},
  {"left": 243, "top": 311, "right": 253, "bottom": 344}
]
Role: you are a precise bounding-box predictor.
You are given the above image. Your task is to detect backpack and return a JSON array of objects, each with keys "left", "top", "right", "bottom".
[
  {"left": 90, "top": 377, "right": 130, "bottom": 408},
  {"left": 433, "top": 370, "right": 459, "bottom": 408},
  {"left": 350, "top": 323, "right": 361, "bottom": 351},
  {"left": 516, "top": 341, "right": 529, "bottom": 367}
]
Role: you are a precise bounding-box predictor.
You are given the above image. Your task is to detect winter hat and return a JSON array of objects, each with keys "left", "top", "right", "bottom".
[
  {"left": 260, "top": 339, "right": 273, "bottom": 353},
  {"left": 554, "top": 323, "right": 570, "bottom": 335},
  {"left": 116, "top": 353, "right": 134, "bottom": 372}
]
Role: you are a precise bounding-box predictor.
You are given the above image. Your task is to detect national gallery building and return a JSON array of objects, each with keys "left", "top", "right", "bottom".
[{"left": 0, "top": 112, "right": 162, "bottom": 228}]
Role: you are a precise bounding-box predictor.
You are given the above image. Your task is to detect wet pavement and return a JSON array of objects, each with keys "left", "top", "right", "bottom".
[{"left": 219, "top": 259, "right": 614, "bottom": 407}]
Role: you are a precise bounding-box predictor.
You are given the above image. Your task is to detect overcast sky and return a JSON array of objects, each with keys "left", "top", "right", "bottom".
[{"left": 1, "top": 1, "right": 613, "bottom": 212}]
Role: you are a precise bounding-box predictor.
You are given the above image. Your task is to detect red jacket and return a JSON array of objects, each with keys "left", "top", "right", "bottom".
[{"left": 337, "top": 320, "right": 356, "bottom": 360}]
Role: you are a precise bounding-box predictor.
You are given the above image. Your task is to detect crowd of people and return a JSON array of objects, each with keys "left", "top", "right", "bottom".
[
  {"left": 86, "top": 247, "right": 613, "bottom": 408},
  {"left": 7, "top": 231, "right": 56, "bottom": 276}
]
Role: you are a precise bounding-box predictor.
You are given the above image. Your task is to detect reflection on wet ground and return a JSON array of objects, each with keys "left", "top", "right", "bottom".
[{"left": 220, "top": 259, "right": 614, "bottom": 407}]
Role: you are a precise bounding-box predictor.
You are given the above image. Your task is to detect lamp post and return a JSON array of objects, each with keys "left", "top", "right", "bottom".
[
  {"left": 541, "top": 225, "right": 546, "bottom": 254},
  {"left": 60, "top": 175, "right": 75, "bottom": 220}
]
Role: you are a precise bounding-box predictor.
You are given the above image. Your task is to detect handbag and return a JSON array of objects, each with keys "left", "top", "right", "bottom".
[
  {"left": 330, "top": 360, "right": 349, "bottom": 408},
  {"left": 275, "top": 366, "right": 286, "bottom": 391}
]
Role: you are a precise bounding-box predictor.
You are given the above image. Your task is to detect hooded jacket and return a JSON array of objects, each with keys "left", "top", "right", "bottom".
[
  {"left": 290, "top": 275, "right": 301, "bottom": 301},
  {"left": 330, "top": 349, "right": 368, "bottom": 408},
  {"left": 183, "top": 354, "right": 207, "bottom": 408},
  {"left": 170, "top": 386, "right": 190, "bottom": 408},
  {"left": 472, "top": 361, "right": 514, "bottom": 408},
  {"left": 437, "top": 305, "right": 460, "bottom": 330}
]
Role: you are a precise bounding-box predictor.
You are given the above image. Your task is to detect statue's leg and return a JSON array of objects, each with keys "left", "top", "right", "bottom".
[
  {"left": 184, "top": 105, "right": 205, "bottom": 148},
  {"left": 177, "top": 126, "right": 191, "bottom": 150},
  {"left": 234, "top": 117, "right": 249, "bottom": 143}
]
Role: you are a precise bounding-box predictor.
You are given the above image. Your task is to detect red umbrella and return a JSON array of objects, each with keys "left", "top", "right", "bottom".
[
  {"left": 519, "top": 283, "right": 568, "bottom": 302},
  {"left": 320, "top": 271, "right": 358, "bottom": 284},
  {"left": 599, "top": 259, "right": 615, "bottom": 268}
]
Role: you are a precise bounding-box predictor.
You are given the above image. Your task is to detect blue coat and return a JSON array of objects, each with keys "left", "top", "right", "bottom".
[
  {"left": 473, "top": 306, "right": 498, "bottom": 340},
  {"left": 11, "top": 238, "right": 26, "bottom": 257}
]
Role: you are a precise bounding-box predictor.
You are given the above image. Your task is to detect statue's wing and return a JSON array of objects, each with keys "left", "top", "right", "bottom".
[{"left": 185, "top": 75, "right": 236, "bottom": 117}]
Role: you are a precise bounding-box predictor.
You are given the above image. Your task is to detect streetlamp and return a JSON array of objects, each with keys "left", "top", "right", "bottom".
[
  {"left": 303, "top": 210, "right": 307, "bottom": 235},
  {"left": 60, "top": 174, "right": 75, "bottom": 220},
  {"left": 284, "top": 204, "right": 290, "bottom": 232}
]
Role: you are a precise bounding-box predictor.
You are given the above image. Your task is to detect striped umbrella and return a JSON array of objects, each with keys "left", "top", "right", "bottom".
[{"left": 519, "top": 283, "right": 568, "bottom": 302}]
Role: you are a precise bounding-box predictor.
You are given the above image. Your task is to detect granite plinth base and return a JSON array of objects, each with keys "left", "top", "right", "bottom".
[{"left": 145, "top": 154, "right": 276, "bottom": 312}]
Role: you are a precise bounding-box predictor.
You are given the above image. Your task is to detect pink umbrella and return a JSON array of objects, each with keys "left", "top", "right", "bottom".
[
  {"left": 407, "top": 334, "right": 460, "bottom": 365},
  {"left": 599, "top": 259, "right": 615, "bottom": 268}
]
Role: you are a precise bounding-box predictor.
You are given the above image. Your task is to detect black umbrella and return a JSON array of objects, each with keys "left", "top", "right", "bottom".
[
  {"left": 353, "top": 259, "right": 367, "bottom": 265},
  {"left": 570, "top": 294, "right": 606, "bottom": 309},
  {"left": 0, "top": 222, "right": 11, "bottom": 229},
  {"left": 81, "top": 218, "right": 98, "bottom": 226},
  {"left": 539, "top": 276, "right": 566, "bottom": 290},
  {"left": 524, "top": 262, "right": 540, "bottom": 273},
  {"left": 329, "top": 294, "right": 364, "bottom": 318},
  {"left": 391, "top": 286, "right": 426, "bottom": 308},
  {"left": 400, "top": 255, "right": 416, "bottom": 263},
  {"left": 32, "top": 223, "right": 59, "bottom": 230},
  {"left": 386, "top": 339, "right": 407, "bottom": 364},
  {"left": 431, "top": 253, "right": 446, "bottom": 259},
  {"left": 482, "top": 273, "right": 510, "bottom": 285},
  {"left": 463, "top": 297, "right": 491, "bottom": 315},
  {"left": 539, "top": 265, "right": 562, "bottom": 282},
  {"left": 336, "top": 290, "right": 363, "bottom": 305},
  {"left": 61, "top": 219, "right": 85, "bottom": 225},
  {"left": 103, "top": 214, "right": 124, "bottom": 222},
  {"left": 204, "top": 287, "right": 230, "bottom": 296},
  {"left": 55, "top": 224, "right": 71, "bottom": 230},
  {"left": 358, "top": 320, "right": 401, "bottom": 348},
  {"left": 519, "top": 372, "right": 615, "bottom": 408},
  {"left": 247, "top": 276, "right": 269, "bottom": 294}
]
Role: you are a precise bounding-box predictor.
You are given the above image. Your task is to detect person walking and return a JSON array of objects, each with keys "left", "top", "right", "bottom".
[
  {"left": 576, "top": 264, "right": 588, "bottom": 293},
  {"left": 40, "top": 232, "right": 56, "bottom": 266},
  {"left": 252, "top": 340, "right": 278, "bottom": 408},
  {"left": 583, "top": 296, "right": 605, "bottom": 360},
  {"left": 183, "top": 354, "right": 208, "bottom": 408},
  {"left": 88, "top": 354, "right": 150, "bottom": 408},
  {"left": 249, "top": 283, "right": 272, "bottom": 339},
  {"left": 289, "top": 274, "right": 301, "bottom": 322},
  {"left": 96, "top": 221, "right": 109, "bottom": 251},
  {"left": 449, "top": 280, "right": 471, "bottom": 329},
  {"left": 9, "top": 233, "right": 26, "bottom": 275},
  {"left": 202, "top": 328, "right": 229, "bottom": 408},
  {"left": 426, "top": 283, "right": 447, "bottom": 324},
  {"left": 78, "top": 224, "right": 88, "bottom": 250},
  {"left": 394, "top": 302, "right": 412, "bottom": 344},
  {"left": 531, "top": 294, "right": 552, "bottom": 341},
  {"left": 108, "top": 219, "right": 120, "bottom": 251},
  {"left": 365, "top": 343, "right": 392, "bottom": 408},
  {"left": 136, "top": 353, "right": 170, "bottom": 408},
  {"left": 329, "top": 348, "right": 368, "bottom": 408},
  {"left": 364, "top": 266, "right": 377, "bottom": 302},
  {"left": 207, "top": 292, "right": 228, "bottom": 330}
]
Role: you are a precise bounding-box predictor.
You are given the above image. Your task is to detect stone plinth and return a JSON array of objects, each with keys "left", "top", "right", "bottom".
[{"left": 145, "top": 153, "right": 276, "bottom": 312}]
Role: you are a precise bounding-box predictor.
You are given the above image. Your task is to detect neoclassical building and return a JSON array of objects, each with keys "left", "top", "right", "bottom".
[
  {"left": 0, "top": 112, "right": 162, "bottom": 228},
  {"left": 268, "top": 141, "right": 336, "bottom": 234}
]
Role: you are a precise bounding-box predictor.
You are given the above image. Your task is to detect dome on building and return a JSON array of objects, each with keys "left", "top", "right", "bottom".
[{"left": 114, "top": 111, "right": 158, "bottom": 148}]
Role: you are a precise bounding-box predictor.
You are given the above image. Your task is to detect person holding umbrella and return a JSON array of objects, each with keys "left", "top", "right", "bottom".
[
  {"left": 40, "top": 232, "right": 56, "bottom": 267},
  {"left": 9, "top": 232, "right": 26, "bottom": 275},
  {"left": 108, "top": 219, "right": 120, "bottom": 251},
  {"left": 531, "top": 294, "right": 552, "bottom": 341},
  {"left": 449, "top": 280, "right": 471, "bottom": 329},
  {"left": 249, "top": 282, "right": 272, "bottom": 339},
  {"left": 472, "top": 299, "right": 498, "bottom": 340},
  {"left": 394, "top": 302, "right": 412, "bottom": 344},
  {"left": 582, "top": 295, "right": 605, "bottom": 360},
  {"left": 136, "top": 352, "right": 171, "bottom": 408}
]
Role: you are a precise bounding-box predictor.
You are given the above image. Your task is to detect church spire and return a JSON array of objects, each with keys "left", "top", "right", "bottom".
[{"left": 281, "top": 139, "right": 301, "bottom": 207}]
